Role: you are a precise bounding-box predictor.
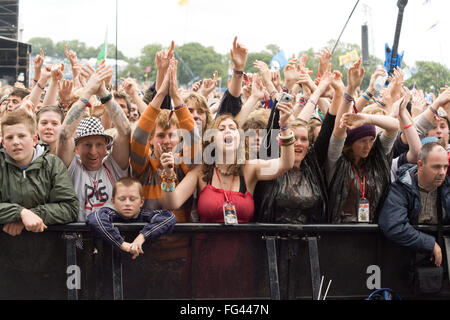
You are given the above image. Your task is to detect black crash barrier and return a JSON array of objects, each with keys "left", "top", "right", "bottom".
[{"left": 0, "top": 223, "right": 449, "bottom": 300}]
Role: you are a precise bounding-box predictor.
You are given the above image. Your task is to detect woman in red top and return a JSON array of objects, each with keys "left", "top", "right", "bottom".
[{"left": 160, "top": 105, "right": 295, "bottom": 297}]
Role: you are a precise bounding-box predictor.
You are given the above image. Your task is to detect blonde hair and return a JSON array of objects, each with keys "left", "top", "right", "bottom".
[
  {"left": 150, "top": 109, "right": 179, "bottom": 138},
  {"left": 182, "top": 92, "right": 212, "bottom": 129},
  {"left": 362, "top": 104, "right": 388, "bottom": 116}
]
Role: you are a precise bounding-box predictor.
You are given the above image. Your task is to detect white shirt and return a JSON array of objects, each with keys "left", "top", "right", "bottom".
[{"left": 68, "top": 153, "right": 129, "bottom": 222}]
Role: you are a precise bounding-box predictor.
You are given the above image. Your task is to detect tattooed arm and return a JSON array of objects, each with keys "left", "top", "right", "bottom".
[{"left": 97, "top": 67, "right": 131, "bottom": 170}]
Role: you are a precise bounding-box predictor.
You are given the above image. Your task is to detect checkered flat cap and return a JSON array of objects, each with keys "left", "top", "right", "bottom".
[{"left": 74, "top": 117, "right": 113, "bottom": 146}]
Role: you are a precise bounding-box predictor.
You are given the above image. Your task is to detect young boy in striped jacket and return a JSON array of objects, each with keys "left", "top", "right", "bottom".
[{"left": 87, "top": 177, "right": 176, "bottom": 259}]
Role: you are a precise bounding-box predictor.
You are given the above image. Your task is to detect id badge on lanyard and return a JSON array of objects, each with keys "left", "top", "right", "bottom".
[
  {"left": 215, "top": 167, "right": 239, "bottom": 225},
  {"left": 353, "top": 164, "right": 370, "bottom": 223},
  {"left": 223, "top": 201, "right": 238, "bottom": 225},
  {"left": 358, "top": 199, "right": 370, "bottom": 223}
]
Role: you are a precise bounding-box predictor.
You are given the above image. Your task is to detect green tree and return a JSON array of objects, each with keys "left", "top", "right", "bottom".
[
  {"left": 139, "top": 43, "right": 163, "bottom": 83},
  {"left": 405, "top": 61, "right": 450, "bottom": 94},
  {"left": 28, "top": 37, "right": 55, "bottom": 56}
]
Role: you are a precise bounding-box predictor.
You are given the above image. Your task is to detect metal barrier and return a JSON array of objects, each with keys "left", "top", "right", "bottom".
[{"left": 0, "top": 223, "right": 449, "bottom": 300}]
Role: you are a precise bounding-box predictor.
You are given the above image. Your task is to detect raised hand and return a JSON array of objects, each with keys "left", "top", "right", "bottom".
[
  {"left": 230, "top": 36, "right": 248, "bottom": 71},
  {"left": 340, "top": 112, "right": 368, "bottom": 130},
  {"left": 200, "top": 71, "right": 218, "bottom": 98},
  {"left": 85, "top": 64, "right": 113, "bottom": 96},
  {"left": 64, "top": 45, "right": 78, "bottom": 66},
  {"left": 316, "top": 48, "right": 331, "bottom": 75},
  {"left": 33, "top": 48, "right": 45, "bottom": 81},
  {"left": 58, "top": 79, "right": 74, "bottom": 103},
  {"left": 277, "top": 101, "right": 294, "bottom": 125},
  {"left": 155, "top": 41, "right": 175, "bottom": 72},
  {"left": 368, "top": 68, "right": 386, "bottom": 93},
  {"left": 284, "top": 55, "right": 302, "bottom": 84},
  {"left": 250, "top": 74, "right": 265, "bottom": 101},
  {"left": 330, "top": 70, "right": 345, "bottom": 93},
  {"left": 347, "top": 58, "right": 365, "bottom": 92},
  {"left": 121, "top": 77, "right": 138, "bottom": 96},
  {"left": 253, "top": 60, "right": 272, "bottom": 87},
  {"left": 168, "top": 59, "right": 182, "bottom": 106},
  {"left": 51, "top": 63, "right": 65, "bottom": 82}
]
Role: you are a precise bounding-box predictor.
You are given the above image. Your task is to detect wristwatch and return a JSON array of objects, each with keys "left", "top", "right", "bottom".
[{"left": 99, "top": 93, "right": 113, "bottom": 104}]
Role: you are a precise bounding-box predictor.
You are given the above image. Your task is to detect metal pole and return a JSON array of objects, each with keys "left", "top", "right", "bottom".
[{"left": 115, "top": 0, "right": 118, "bottom": 90}]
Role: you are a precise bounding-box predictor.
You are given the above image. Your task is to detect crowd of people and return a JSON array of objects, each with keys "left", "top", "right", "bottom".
[{"left": 0, "top": 36, "right": 449, "bottom": 275}]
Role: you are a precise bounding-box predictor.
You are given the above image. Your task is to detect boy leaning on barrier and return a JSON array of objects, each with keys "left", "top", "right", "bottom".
[
  {"left": 86, "top": 177, "right": 176, "bottom": 259},
  {"left": 0, "top": 108, "right": 79, "bottom": 236}
]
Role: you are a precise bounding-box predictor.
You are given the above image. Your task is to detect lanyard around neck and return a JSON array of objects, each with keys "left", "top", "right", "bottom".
[
  {"left": 214, "top": 166, "right": 236, "bottom": 203},
  {"left": 352, "top": 164, "right": 366, "bottom": 200}
]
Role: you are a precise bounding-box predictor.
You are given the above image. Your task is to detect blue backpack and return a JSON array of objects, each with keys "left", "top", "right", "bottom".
[{"left": 366, "top": 288, "right": 402, "bottom": 300}]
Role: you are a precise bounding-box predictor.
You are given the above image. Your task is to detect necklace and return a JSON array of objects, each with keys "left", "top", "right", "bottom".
[{"left": 215, "top": 165, "right": 232, "bottom": 176}]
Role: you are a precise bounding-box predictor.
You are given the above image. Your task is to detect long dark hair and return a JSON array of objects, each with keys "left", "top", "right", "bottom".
[{"left": 202, "top": 114, "right": 245, "bottom": 183}]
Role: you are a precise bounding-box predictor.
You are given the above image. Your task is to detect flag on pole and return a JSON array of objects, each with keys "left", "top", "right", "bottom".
[
  {"left": 339, "top": 49, "right": 359, "bottom": 66},
  {"left": 270, "top": 50, "right": 288, "bottom": 71},
  {"left": 96, "top": 30, "right": 108, "bottom": 68},
  {"left": 178, "top": 0, "right": 188, "bottom": 5}
]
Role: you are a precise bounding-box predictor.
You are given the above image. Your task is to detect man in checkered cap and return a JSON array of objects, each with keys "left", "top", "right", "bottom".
[{"left": 58, "top": 65, "right": 131, "bottom": 222}]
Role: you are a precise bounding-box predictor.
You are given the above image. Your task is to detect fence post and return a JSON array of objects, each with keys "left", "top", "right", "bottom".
[
  {"left": 63, "top": 232, "right": 79, "bottom": 300},
  {"left": 265, "top": 236, "right": 281, "bottom": 300},
  {"left": 112, "top": 246, "right": 123, "bottom": 300},
  {"left": 306, "top": 236, "right": 321, "bottom": 300}
]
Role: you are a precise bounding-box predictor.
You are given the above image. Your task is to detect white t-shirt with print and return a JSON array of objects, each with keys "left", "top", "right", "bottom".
[{"left": 68, "top": 153, "right": 129, "bottom": 222}]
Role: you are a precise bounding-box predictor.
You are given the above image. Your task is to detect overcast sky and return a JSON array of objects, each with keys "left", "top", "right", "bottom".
[{"left": 18, "top": 0, "right": 449, "bottom": 68}]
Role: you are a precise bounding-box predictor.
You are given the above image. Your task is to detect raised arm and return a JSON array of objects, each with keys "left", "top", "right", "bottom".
[
  {"left": 252, "top": 101, "right": 295, "bottom": 181},
  {"left": 30, "top": 48, "right": 44, "bottom": 88},
  {"left": 155, "top": 41, "right": 174, "bottom": 92},
  {"left": 43, "top": 64, "right": 64, "bottom": 107},
  {"left": 57, "top": 64, "right": 111, "bottom": 167},
  {"left": 121, "top": 77, "right": 147, "bottom": 116},
  {"left": 297, "top": 65, "right": 332, "bottom": 123},
  {"left": 355, "top": 68, "right": 386, "bottom": 113},
  {"left": 29, "top": 64, "right": 51, "bottom": 107},
  {"left": 229, "top": 36, "right": 248, "bottom": 97},
  {"left": 235, "top": 74, "right": 265, "bottom": 127},
  {"left": 333, "top": 58, "right": 365, "bottom": 140}
]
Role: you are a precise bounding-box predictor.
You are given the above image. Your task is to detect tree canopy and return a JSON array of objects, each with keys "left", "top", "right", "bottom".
[{"left": 27, "top": 37, "right": 449, "bottom": 91}]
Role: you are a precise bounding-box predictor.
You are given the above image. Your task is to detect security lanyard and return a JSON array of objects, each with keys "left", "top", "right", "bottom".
[
  {"left": 352, "top": 164, "right": 366, "bottom": 200},
  {"left": 214, "top": 167, "right": 235, "bottom": 203}
]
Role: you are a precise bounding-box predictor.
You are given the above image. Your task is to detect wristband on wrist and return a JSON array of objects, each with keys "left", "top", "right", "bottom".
[
  {"left": 174, "top": 103, "right": 185, "bottom": 111},
  {"left": 402, "top": 123, "right": 413, "bottom": 131},
  {"left": 36, "top": 81, "right": 45, "bottom": 90},
  {"left": 344, "top": 93, "right": 358, "bottom": 114},
  {"left": 99, "top": 93, "right": 113, "bottom": 105},
  {"left": 281, "top": 86, "right": 289, "bottom": 93},
  {"left": 269, "top": 90, "right": 278, "bottom": 100},
  {"left": 233, "top": 69, "right": 244, "bottom": 77},
  {"left": 79, "top": 98, "right": 92, "bottom": 108},
  {"left": 429, "top": 106, "right": 441, "bottom": 120},
  {"left": 365, "top": 90, "right": 374, "bottom": 99},
  {"left": 307, "top": 98, "right": 317, "bottom": 106},
  {"left": 362, "top": 94, "right": 370, "bottom": 101}
]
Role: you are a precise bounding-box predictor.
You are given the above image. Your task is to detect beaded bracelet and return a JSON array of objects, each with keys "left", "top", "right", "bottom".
[
  {"left": 36, "top": 81, "right": 45, "bottom": 91},
  {"left": 79, "top": 98, "right": 92, "bottom": 108},
  {"left": 161, "top": 182, "right": 175, "bottom": 192},
  {"left": 307, "top": 98, "right": 317, "bottom": 106},
  {"left": 161, "top": 172, "right": 177, "bottom": 184}
]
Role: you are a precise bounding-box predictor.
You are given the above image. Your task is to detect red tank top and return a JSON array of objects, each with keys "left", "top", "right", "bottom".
[{"left": 197, "top": 174, "right": 255, "bottom": 223}]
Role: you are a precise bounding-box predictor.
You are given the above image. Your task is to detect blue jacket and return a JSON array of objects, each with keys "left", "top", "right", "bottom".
[
  {"left": 378, "top": 164, "right": 450, "bottom": 253},
  {"left": 87, "top": 207, "right": 176, "bottom": 249}
]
